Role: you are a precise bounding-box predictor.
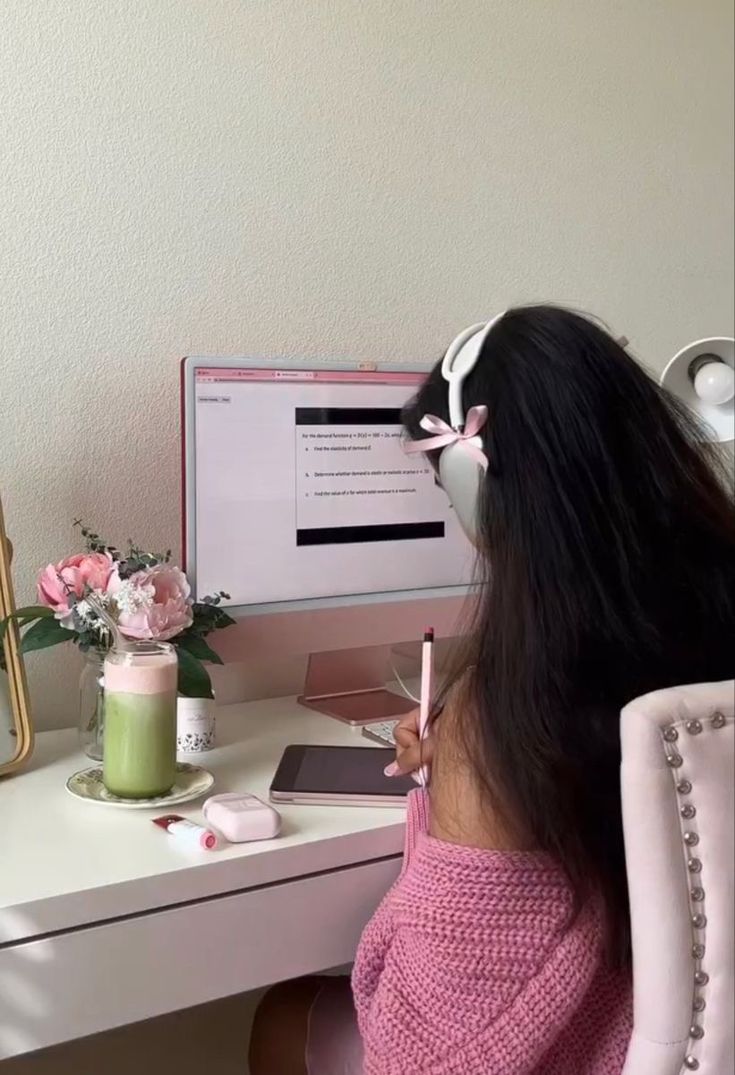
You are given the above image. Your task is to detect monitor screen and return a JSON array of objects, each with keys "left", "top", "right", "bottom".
[{"left": 184, "top": 362, "right": 474, "bottom": 610}]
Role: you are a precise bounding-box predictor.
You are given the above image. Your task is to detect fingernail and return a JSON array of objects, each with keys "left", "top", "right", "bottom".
[{"left": 384, "top": 762, "right": 400, "bottom": 777}]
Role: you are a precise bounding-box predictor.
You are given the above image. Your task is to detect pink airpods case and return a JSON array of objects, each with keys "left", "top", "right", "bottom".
[{"left": 202, "top": 793, "right": 282, "bottom": 843}]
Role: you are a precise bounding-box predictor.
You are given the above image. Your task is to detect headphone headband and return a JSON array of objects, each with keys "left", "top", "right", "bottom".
[
  {"left": 402, "top": 312, "right": 505, "bottom": 543},
  {"left": 441, "top": 311, "right": 505, "bottom": 428}
]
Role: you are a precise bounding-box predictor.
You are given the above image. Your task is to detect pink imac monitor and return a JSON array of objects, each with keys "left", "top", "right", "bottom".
[{"left": 181, "top": 357, "right": 474, "bottom": 723}]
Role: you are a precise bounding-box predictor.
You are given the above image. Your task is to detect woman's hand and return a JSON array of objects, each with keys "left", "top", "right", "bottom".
[
  {"left": 385, "top": 680, "right": 526, "bottom": 851},
  {"left": 384, "top": 707, "right": 434, "bottom": 778},
  {"left": 385, "top": 692, "right": 478, "bottom": 843}
]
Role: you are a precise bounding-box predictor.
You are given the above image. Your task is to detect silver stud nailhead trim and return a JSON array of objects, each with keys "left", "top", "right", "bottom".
[{"left": 659, "top": 717, "right": 724, "bottom": 1075}]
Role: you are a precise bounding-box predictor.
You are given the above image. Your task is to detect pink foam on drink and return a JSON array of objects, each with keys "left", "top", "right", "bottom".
[{"left": 104, "top": 653, "right": 178, "bottom": 695}]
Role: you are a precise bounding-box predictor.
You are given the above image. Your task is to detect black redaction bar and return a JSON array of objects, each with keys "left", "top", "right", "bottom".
[
  {"left": 296, "top": 522, "right": 445, "bottom": 546},
  {"left": 295, "top": 407, "right": 401, "bottom": 425}
]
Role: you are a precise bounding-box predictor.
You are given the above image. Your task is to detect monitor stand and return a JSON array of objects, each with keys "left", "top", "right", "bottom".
[{"left": 297, "top": 645, "right": 417, "bottom": 725}]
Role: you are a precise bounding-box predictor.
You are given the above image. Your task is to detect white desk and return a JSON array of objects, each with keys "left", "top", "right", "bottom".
[{"left": 0, "top": 697, "right": 405, "bottom": 1060}]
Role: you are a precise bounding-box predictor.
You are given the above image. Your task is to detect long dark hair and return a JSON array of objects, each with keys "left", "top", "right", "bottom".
[{"left": 403, "top": 305, "right": 735, "bottom": 964}]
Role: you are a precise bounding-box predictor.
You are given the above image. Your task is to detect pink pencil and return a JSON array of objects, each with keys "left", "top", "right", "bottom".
[{"left": 417, "top": 628, "right": 435, "bottom": 787}]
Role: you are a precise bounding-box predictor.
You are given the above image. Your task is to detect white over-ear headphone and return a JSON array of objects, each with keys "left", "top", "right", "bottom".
[{"left": 406, "top": 312, "right": 505, "bottom": 541}]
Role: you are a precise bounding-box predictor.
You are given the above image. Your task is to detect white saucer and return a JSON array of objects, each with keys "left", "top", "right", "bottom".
[{"left": 66, "top": 763, "right": 214, "bottom": 809}]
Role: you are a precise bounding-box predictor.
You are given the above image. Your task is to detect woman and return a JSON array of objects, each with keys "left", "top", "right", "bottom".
[{"left": 250, "top": 306, "right": 735, "bottom": 1074}]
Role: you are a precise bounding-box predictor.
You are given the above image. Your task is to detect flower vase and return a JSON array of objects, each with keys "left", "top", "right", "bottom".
[{"left": 78, "top": 650, "right": 106, "bottom": 760}]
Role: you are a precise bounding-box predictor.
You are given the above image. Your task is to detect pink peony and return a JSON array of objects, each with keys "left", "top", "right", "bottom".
[
  {"left": 108, "top": 564, "right": 193, "bottom": 641},
  {"left": 37, "top": 552, "right": 115, "bottom": 616}
]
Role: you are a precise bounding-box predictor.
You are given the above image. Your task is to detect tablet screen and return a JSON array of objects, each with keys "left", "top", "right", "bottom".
[{"left": 271, "top": 744, "right": 416, "bottom": 797}]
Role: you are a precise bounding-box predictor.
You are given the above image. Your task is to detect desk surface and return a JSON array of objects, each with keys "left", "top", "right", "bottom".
[{"left": 0, "top": 697, "right": 405, "bottom": 945}]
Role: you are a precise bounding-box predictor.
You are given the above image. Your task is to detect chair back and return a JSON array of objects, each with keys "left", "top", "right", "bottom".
[{"left": 621, "top": 680, "right": 734, "bottom": 1074}]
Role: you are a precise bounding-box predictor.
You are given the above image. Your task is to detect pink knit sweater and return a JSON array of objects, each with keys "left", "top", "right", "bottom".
[{"left": 352, "top": 790, "right": 632, "bottom": 1074}]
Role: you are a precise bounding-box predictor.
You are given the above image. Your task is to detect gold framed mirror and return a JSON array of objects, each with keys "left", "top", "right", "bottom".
[{"left": 0, "top": 495, "right": 34, "bottom": 776}]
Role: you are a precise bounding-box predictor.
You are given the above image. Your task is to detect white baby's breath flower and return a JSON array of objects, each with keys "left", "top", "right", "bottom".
[
  {"left": 74, "top": 599, "right": 94, "bottom": 624},
  {"left": 113, "top": 579, "right": 155, "bottom": 616},
  {"left": 59, "top": 589, "right": 113, "bottom": 634}
]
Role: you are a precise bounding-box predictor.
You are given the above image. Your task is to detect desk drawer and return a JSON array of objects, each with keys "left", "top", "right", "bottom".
[{"left": 0, "top": 855, "right": 400, "bottom": 1060}]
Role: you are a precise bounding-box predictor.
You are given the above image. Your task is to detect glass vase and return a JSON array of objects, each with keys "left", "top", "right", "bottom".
[{"left": 78, "top": 650, "right": 106, "bottom": 760}]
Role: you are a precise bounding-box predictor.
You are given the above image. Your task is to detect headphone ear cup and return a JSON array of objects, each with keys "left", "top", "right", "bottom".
[{"left": 438, "top": 443, "right": 483, "bottom": 543}]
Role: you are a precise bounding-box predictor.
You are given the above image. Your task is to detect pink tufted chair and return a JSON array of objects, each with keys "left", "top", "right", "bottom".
[{"left": 621, "top": 680, "right": 734, "bottom": 1074}]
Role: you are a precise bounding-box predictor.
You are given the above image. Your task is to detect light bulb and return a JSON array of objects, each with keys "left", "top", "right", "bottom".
[{"left": 692, "top": 360, "right": 735, "bottom": 406}]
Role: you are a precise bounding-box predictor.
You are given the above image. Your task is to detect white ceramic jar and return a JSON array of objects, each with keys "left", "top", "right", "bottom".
[{"left": 176, "top": 695, "right": 216, "bottom": 754}]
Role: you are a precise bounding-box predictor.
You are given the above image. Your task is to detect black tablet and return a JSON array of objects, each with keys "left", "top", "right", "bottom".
[{"left": 270, "top": 744, "right": 415, "bottom": 806}]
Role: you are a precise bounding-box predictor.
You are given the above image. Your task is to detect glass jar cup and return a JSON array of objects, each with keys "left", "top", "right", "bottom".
[{"left": 102, "top": 641, "right": 178, "bottom": 799}]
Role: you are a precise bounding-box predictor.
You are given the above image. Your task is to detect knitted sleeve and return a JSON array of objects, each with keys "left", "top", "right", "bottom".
[{"left": 352, "top": 792, "right": 610, "bottom": 1075}]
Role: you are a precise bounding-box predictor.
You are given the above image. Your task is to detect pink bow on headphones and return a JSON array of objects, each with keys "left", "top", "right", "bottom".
[{"left": 404, "top": 405, "right": 489, "bottom": 470}]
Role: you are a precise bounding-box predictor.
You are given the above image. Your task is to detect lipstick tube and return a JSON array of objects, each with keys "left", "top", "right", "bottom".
[{"left": 152, "top": 814, "right": 219, "bottom": 850}]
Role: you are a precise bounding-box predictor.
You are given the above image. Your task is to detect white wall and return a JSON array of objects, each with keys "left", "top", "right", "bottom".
[{"left": 2, "top": 0, "right": 733, "bottom": 731}]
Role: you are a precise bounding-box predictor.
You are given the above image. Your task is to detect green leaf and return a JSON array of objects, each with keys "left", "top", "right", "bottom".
[
  {"left": 190, "top": 601, "right": 236, "bottom": 633},
  {"left": 0, "top": 609, "right": 40, "bottom": 646},
  {"left": 175, "top": 634, "right": 223, "bottom": 665},
  {"left": 21, "top": 616, "right": 72, "bottom": 654},
  {"left": 12, "top": 605, "right": 55, "bottom": 620},
  {"left": 0, "top": 606, "right": 55, "bottom": 644},
  {"left": 176, "top": 647, "right": 214, "bottom": 699}
]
